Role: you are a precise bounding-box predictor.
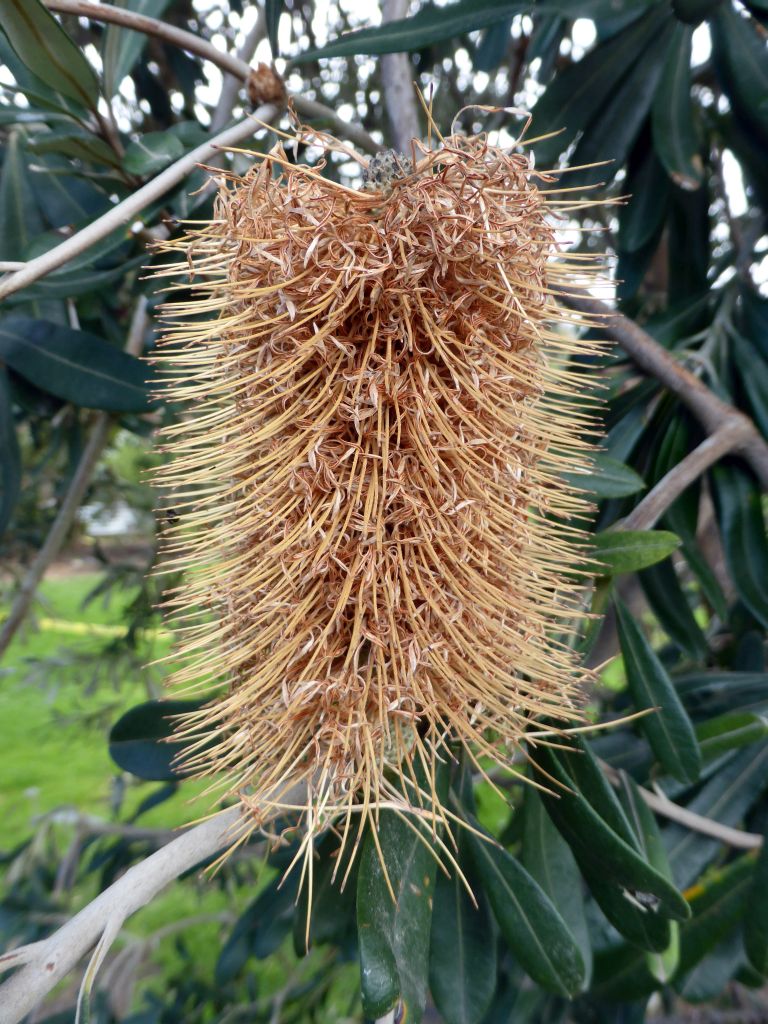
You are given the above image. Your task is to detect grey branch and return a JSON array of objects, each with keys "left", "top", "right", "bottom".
[
  {"left": 380, "top": 0, "right": 421, "bottom": 154},
  {"left": 0, "top": 807, "right": 243, "bottom": 1024},
  {"left": 556, "top": 288, "right": 768, "bottom": 490}
]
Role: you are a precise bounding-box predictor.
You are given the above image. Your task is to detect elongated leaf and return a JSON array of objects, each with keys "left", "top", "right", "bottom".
[
  {"left": 293, "top": 831, "right": 357, "bottom": 954},
  {"left": 468, "top": 826, "right": 585, "bottom": 996},
  {"left": 732, "top": 330, "right": 768, "bottom": 439},
  {"left": 123, "top": 129, "right": 185, "bottom": 176},
  {"left": 0, "top": 0, "right": 99, "bottom": 109},
  {"left": 357, "top": 807, "right": 440, "bottom": 1021},
  {"left": 563, "top": 454, "right": 645, "bottom": 499},
  {"left": 216, "top": 871, "right": 299, "bottom": 984},
  {"left": 664, "top": 741, "right": 768, "bottom": 888},
  {"left": 616, "top": 598, "right": 701, "bottom": 783},
  {"left": 619, "top": 145, "right": 669, "bottom": 253},
  {"left": 0, "top": 33, "right": 87, "bottom": 119},
  {"left": 0, "top": 131, "right": 44, "bottom": 264},
  {"left": 696, "top": 712, "right": 768, "bottom": 761},
  {"left": 0, "top": 316, "right": 152, "bottom": 412},
  {"left": 677, "top": 671, "right": 768, "bottom": 719},
  {"left": 297, "top": 0, "right": 522, "bottom": 60},
  {"left": 593, "top": 529, "right": 681, "bottom": 575},
  {"left": 0, "top": 366, "right": 21, "bottom": 535},
  {"left": 521, "top": 790, "right": 591, "bottom": 986},
  {"left": 711, "top": 463, "right": 768, "bottom": 628},
  {"left": 744, "top": 823, "right": 768, "bottom": 975},
  {"left": 676, "top": 927, "right": 746, "bottom": 1001},
  {"left": 567, "top": 20, "right": 670, "bottom": 190},
  {"left": 108, "top": 699, "right": 205, "bottom": 780},
  {"left": 102, "top": 0, "right": 173, "bottom": 97},
  {"left": 640, "top": 558, "right": 708, "bottom": 660},
  {"left": 581, "top": 862, "right": 672, "bottom": 952},
  {"left": 532, "top": 743, "right": 691, "bottom": 921},
  {"left": 266, "top": 0, "right": 283, "bottom": 57},
  {"left": 676, "top": 856, "right": 754, "bottom": 976},
  {"left": 651, "top": 23, "right": 703, "bottom": 189},
  {"left": 532, "top": 7, "right": 670, "bottom": 167},
  {"left": 429, "top": 836, "right": 497, "bottom": 1024},
  {"left": 712, "top": 4, "right": 768, "bottom": 138}
]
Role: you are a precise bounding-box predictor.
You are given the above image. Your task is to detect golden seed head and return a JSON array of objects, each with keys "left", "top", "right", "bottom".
[{"left": 152, "top": 125, "right": 605, "bottom": 867}]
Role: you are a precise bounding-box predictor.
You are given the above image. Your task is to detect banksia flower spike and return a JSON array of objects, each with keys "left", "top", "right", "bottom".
[{"left": 152, "top": 113, "right": 603, "bottom": 880}]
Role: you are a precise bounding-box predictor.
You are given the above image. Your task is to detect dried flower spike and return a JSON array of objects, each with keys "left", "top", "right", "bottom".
[{"left": 152, "top": 122, "right": 603, "bottom": 873}]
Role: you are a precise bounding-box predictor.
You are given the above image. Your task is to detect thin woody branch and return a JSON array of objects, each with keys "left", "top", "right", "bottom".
[
  {"left": 555, "top": 288, "right": 768, "bottom": 489},
  {"left": 42, "top": 0, "right": 378, "bottom": 155}
]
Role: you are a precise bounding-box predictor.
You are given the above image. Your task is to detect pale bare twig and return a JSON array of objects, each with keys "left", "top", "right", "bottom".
[
  {"left": 0, "top": 806, "right": 243, "bottom": 1024},
  {"left": 555, "top": 288, "right": 768, "bottom": 489},
  {"left": 210, "top": 7, "right": 267, "bottom": 134},
  {"left": 42, "top": 0, "right": 378, "bottom": 155},
  {"left": 0, "top": 298, "right": 149, "bottom": 658},
  {"left": 622, "top": 421, "right": 751, "bottom": 531},
  {"left": 380, "top": 0, "right": 421, "bottom": 154}
]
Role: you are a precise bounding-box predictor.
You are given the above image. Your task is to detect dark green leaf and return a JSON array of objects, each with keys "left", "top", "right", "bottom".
[
  {"left": 0, "top": 366, "right": 21, "bottom": 535},
  {"left": 0, "top": 131, "right": 44, "bottom": 265},
  {"left": 619, "top": 145, "right": 669, "bottom": 253},
  {"left": 664, "top": 741, "right": 768, "bottom": 888},
  {"left": 123, "top": 130, "right": 186, "bottom": 176},
  {"left": 711, "top": 463, "right": 768, "bottom": 628},
  {"left": 0, "top": 0, "right": 99, "bottom": 109},
  {"left": 473, "top": 20, "right": 512, "bottom": 72},
  {"left": 429, "top": 834, "right": 497, "bottom": 1024},
  {"left": 102, "top": 0, "right": 173, "bottom": 98},
  {"left": 616, "top": 597, "right": 702, "bottom": 783},
  {"left": 672, "top": 0, "right": 723, "bottom": 23},
  {"left": 676, "top": 927, "right": 746, "bottom": 1001},
  {"left": 357, "top": 808, "right": 439, "bottom": 1021},
  {"left": 468, "top": 825, "right": 585, "bottom": 996},
  {"left": 593, "top": 529, "right": 681, "bottom": 575},
  {"left": 696, "top": 712, "right": 768, "bottom": 761},
  {"left": 744, "top": 823, "right": 768, "bottom": 975},
  {"left": 563, "top": 454, "right": 645, "bottom": 499},
  {"left": 677, "top": 671, "right": 768, "bottom": 718},
  {"left": 216, "top": 871, "right": 299, "bottom": 984},
  {"left": 296, "top": 0, "right": 522, "bottom": 60},
  {"left": 712, "top": 4, "right": 768, "bottom": 139},
  {"left": 28, "top": 127, "right": 121, "bottom": 168},
  {"left": 676, "top": 855, "right": 753, "bottom": 976},
  {"left": 640, "top": 558, "right": 708, "bottom": 660},
  {"left": 0, "top": 32, "right": 88, "bottom": 119},
  {"left": 531, "top": 743, "right": 691, "bottom": 922},
  {"left": 522, "top": 790, "right": 592, "bottom": 986},
  {"left": 732, "top": 330, "right": 768, "bottom": 439},
  {"left": 293, "top": 831, "right": 358, "bottom": 954},
  {"left": 532, "top": 7, "right": 670, "bottom": 167},
  {"left": 108, "top": 699, "right": 205, "bottom": 780},
  {"left": 0, "top": 316, "right": 153, "bottom": 412},
  {"left": 651, "top": 23, "right": 703, "bottom": 189},
  {"left": 581, "top": 862, "right": 672, "bottom": 952},
  {"left": 266, "top": 0, "right": 283, "bottom": 58}
]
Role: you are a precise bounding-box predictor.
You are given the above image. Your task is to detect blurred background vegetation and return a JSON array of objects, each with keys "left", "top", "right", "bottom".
[{"left": 2, "top": 0, "right": 768, "bottom": 1021}]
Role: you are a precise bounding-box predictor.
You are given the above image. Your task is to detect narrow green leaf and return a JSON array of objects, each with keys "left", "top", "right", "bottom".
[
  {"left": 581, "top": 862, "right": 672, "bottom": 952},
  {"left": 711, "top": 463, "right": 768, "bottom": 628},
  {"left": 266, "top": 0, "right": 283, "bottom": 57},
  {"left": 28, "top": 127, "right": 121, "bottom": 168},
  {"left": 0, "top": 32, "right": 88, "bottom": 119},
  {"left": 0, "top": 366, "right": 21, "bottom": 535},
  {"left": 296, "top": 0, "right": 522, "bottom": 61},
  {"left": 216, "top": 872, "right": 299, "bottom": 984},
  {"left": 521, "top": 790, "right": 592, "bottom": 986},
  {"left": 615, "top": 597, "right": 702, "bottom": 783},
  {"left": 712, "top": 4, "right": 768, "bottom": 138},
  {"left": 0, "top": 0, "right": 99, "bottom": 109},
  {"left": 664, "top": 741, "right": 768, "bottom": 888},
  {"left": 651, "top": 23, "right": 703, "bottom": 189},
  {"left": 468, "top": 826, "right": 585, "bottom": 996},
  {"left": 619, "top": 146, "right": 669, "bottom": 253},
  {"left": 293, "top": 831, "right": 358, "bottom": 954},
  {"left": 677, "top": 671, "right": 768, "bottom": 719},
  {"left": 676, "top": 927, "right": 746, "bottom": 1001},
  {"left": 640, "top": 558, "right": 708, "bottom": 661},
  {"left": 108, "top": 699, "right": 205, "bottom": 780},
  {"left": 563, "top": 453, "right": 645, "bottom": 499},
  {"left": 744, "top": 823, "right": 768, "bottom": 975},
  {"left": 123, "top": 129, "right": 186, "bottom": 176},
  {"left": 0, "top": 316, "right": 152, "bottom": 412},
  {"left": 0, "top": 131, "right": 44, "bottom": 264},
  {"left": 357, "top": 803, "right": 440, "bottom": 1022},
  {"left": 531, "top": 743, "right": 691, "bottom": 922},
  {"left": 696, "top": 712, "right": 768, "bottom": 761},
  {"left": 429, "top": 835, "right": 497, "bottom": 1024},
  {"left": 732, "top": 330, "right": 768, "bottom": 439},
  {"left": 532, "top": 7, "right": 670, "bottom": 167},
  {"left": 593, "top": 529, "right": 681, "bottom": 575},
  {"left": 102, "top": 0, "right": 173, "bottom": 97},
  {"left": 676, "top": 856, "right": 754, "bottom": 976}
]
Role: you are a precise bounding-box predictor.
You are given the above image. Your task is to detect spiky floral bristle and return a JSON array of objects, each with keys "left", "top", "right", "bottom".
[{"left": 151, "top": 125, "right": 605, "bottom": 869}]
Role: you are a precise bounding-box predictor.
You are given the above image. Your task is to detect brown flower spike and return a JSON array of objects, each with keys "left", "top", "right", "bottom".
[{"left": 152, "top": 119, "right": 602, "bottom": 879}]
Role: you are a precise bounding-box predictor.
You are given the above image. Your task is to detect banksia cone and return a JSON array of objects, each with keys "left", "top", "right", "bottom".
[{"left": 152, "top": 119, "right": 602, "bottom": 873}]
